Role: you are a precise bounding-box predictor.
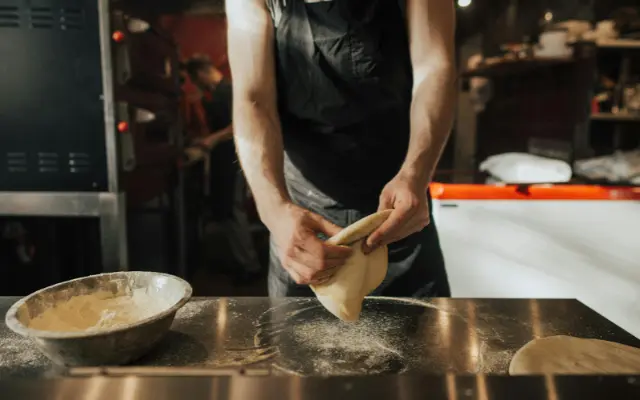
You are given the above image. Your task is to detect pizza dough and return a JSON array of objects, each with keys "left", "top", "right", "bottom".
[
  {"left": 509, "top": 335, "right": 640, "bottom": 375},
  {"left": 311, "top": 210, "right": 392, "bottom": 322}
]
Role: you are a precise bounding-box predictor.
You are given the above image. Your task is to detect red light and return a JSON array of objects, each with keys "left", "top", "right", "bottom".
[
  {"left": 112, "top": 31, "right": 125, "bottom": 42},
  {"left": 117, "top": 121, "right": 129, "bottom": 133}
]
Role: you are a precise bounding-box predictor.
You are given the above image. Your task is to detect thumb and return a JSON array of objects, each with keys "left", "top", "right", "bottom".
[
  {"left": 367, "top": 194, "right": 402, "bottom": 248},
  {"left": 307, "top": 213, "right": 342, "bottom": 238}
]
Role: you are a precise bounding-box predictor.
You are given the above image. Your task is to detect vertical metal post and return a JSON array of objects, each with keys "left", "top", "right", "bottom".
[
  {"left": 99, "top": 193, "right": 128, "bottom": 272},
  {"left": 505, "top": 0, "right": 519, "bottom": 43},
  {"left": 97, "top": 0, "right": 128, "bottom": 271},
  {"left": 98, "top": 0, "right": 120, "bottom": 194}
]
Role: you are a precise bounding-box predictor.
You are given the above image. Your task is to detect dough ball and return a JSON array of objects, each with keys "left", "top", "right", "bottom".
[
  {"left": 509, "top": 335, "right": 640, "bottom": 375},
  {"left": 311, "top": 210, "right": 392, "bottom": 322}
]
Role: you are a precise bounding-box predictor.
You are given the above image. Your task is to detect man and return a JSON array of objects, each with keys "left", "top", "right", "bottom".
[
  {"left": 227, "top": 0, "right": 455, "bottom": 297},
  {"left": 184, "top": 56, "right": 262, "bottom": 282},
  {"left": 184, "top": 57, "right": 233, "bottom": 148}
]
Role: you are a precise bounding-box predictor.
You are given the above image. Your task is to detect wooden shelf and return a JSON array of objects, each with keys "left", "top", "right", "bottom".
[
  {"left": 591, "top": 112, "right": 640, "bottom": 122},
  {"left": 461, "top": 57, "right": 575, "bottom": 78},
  {"left": 596, "top": 39, "right": 640, "bottom": 50}
]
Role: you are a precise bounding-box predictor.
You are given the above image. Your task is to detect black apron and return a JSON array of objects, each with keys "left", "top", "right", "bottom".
[{"left": 266, "top": 0, "right": 450, "bottom": 297}]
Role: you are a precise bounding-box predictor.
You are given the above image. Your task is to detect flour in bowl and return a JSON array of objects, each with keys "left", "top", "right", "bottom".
[{"left": 28, "top": 289, "right": 173, "bottom": 332}]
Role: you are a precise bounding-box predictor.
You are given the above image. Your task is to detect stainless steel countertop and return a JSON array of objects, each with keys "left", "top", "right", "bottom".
[
  {"left": 3, "top": 374, "right": 640, "bottom": 400},
  {"left": 2, "top": 296, "right": 639, "bottom": 380}
]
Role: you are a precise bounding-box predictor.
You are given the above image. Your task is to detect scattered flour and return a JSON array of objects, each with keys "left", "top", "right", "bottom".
[
  {"left": 0, "top": 332, "right": 49, "bottom": 377},
  {"left": 273, "top": 314, "right": 408, "bottom": 375},
  {"left": 28, "top": 289, "right": 172, "bottom": 333}
]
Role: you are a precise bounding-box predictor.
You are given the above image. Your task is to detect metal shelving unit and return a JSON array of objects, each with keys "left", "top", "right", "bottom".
[
  {"left": 596, "top": 39, "right": 640, "bottom": 50},
  {"left": 589, "top": 39, "right": 640, "bottom": 151},
  {"left": 0, "top": 0, "right": 186, "bottom": 274},
  {"left": 591, "top": 112, "right": 640, "bottom": 122},
  {"left": 0, "top": 0, "right": 126, "bottom": 272}
]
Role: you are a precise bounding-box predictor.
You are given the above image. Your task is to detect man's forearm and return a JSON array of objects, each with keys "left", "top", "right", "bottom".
[
  {"left": 401, "top": 0, "right": 456, "bottom": 189},
  {"left": 234, "top": 99, "right": 290, "bottom": 227},
  {"left": 400, "top": 65, "right": 456, "bottom": 188},
  {"left": 226, "top": 0, "right": 286, "bottom": 228}
]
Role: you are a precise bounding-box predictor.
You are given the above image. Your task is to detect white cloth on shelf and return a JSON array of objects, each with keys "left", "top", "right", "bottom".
[
  {"left": 574, "top": 149, "right": 640, "bottom": 183},
  {"left": 479, "top": 153, "right": 572, "bottom": 184}
]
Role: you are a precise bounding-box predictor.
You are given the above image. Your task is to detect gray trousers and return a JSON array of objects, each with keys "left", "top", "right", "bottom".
[{"left": 268, "top": 158, "right": 451, "bottom": 298}]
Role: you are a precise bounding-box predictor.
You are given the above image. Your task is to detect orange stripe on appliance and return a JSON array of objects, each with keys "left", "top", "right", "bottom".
[{"left": 429, "top": 183, "right": 640, "bottom": 201}]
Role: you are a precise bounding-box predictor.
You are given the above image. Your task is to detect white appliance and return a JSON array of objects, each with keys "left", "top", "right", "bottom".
[{"left": 431, "top": 183, "right": 640, "bottom": 338}]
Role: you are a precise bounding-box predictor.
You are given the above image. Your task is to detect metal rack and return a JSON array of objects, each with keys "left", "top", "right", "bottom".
[
  {"left": 0, "top": 0, "right": 124, "bottom": 271},
  {"left": 0, "top": 0, "right": 185, "bottom": 274},
  {"left": 590, "top": 39, "right": 640, "bottom": 150}
]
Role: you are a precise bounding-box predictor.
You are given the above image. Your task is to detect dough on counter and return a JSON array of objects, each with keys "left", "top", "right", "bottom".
[
  {"left": 311, "top": 210, "right": 392, "bottom": 322},
  {"left": 509, "top": 335, "right": 640, "bottom": 375}
]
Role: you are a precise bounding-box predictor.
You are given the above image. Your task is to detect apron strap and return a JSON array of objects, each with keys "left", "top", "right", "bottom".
[
  {"left": 398, "top": 0, "right": 406, "bottom": 17},
  {"left": 266, "top": 0, "right": 285, "bottom": 27}
]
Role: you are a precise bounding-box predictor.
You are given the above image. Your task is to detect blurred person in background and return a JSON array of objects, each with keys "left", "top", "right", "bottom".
[{"left": 183, "top": 56, "right": 262, "bottom": 283}]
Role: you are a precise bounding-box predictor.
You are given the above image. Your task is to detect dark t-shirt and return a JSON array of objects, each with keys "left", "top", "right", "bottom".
[
  {"left": 202, "top": 80, "right": 233, "bottom": 132},
  {"left": 202, "top": 80, "right": 238, "bottom": 221}
]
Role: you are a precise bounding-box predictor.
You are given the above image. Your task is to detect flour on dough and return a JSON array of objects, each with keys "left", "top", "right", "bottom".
[
  {"left": 311, "top": 210, "right": 392, "bottom": 322},
  {"left": 509, "top": 335, "right": 640, "bottom": 375}
]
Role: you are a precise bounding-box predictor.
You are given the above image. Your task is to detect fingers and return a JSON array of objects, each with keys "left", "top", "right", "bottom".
[
  {"left": 284, "top": 252, "right": 341, "bottom": 285},
  {"left": 381, "top": 214, "right": 430, "bottom": 245},
  {"left": 364, "top": 201, "right": 431, "bottom": 254},
  {"left": 307, "top": 212, "right": 343, "bottom": 238},
  {"left": 283, "top": 212, "right": 353, "bottom": 285},
  {"left": 282, "top": 257, "right": 312, "bottom": 285},
  {"left": 291, "top": 244, "right": 348, "bottom": 270},
  {"left": 312, "top": 277, "right": 332, "bottom": 285},
  {"left": 310, "top": 266, "right": 340, "bottom": 285},
  {"left": 304, "top": 232, "right": 352, "bottom": 258},
  {"left": 366, "top": 202, "right": 415, "bottom": 249},
  {"left": 377, "top": 192, "right": 394, "bottom": 212},
  {"left": 369, "top": 221, "right": 429, "bottom": 251},
  {"left": 281, "top": 258, "right": 302, "bottom": 284}
]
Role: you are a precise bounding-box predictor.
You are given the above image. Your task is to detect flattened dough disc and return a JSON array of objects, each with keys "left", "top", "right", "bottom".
[
  {"left": 311, "top": 210, "right": 392, "bottom": 322},
  {"left": 509, "top": 335, "right": 640, "bottom": 375}
]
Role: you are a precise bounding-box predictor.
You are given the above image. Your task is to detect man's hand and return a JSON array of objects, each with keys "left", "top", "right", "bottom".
[
  {"left": 198, "top": 133, "right": 222, "bottom": 149},
  {"left": 270, "top": 203, "right": 352, "bottom": 285},
  {"left": 198, "top": 127, "right": 233, "bottom": 149},
  {"left": 364, "top": 172, "right": 430, "bottom": 253},
  {"left": 361, "top": 0, "right": 455, "bottom": 255}
]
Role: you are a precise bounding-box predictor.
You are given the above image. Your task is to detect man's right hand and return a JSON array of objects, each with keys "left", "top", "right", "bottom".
[
  {"left": 269, "top": 203, "right": 352, "bottom": 286},
  {"left": 226, "top": 0, "right": 351, "bottom": 285}
]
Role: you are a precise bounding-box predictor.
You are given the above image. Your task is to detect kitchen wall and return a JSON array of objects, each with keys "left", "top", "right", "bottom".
[{"left": 161, "top": 14, "right": 230, "bottom": 91}]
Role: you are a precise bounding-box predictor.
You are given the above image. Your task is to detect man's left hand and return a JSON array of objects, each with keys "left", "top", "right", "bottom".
[
  {"left": 197, "top": 134, "right": 220, "bottom": 149},
  {"left": 364, "top": 172, "right": 430, "bottom": 254}
]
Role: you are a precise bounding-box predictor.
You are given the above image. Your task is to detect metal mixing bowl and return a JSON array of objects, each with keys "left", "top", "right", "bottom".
[{"left": 4, "top": 271, "right": 192, "bottom": 366}]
